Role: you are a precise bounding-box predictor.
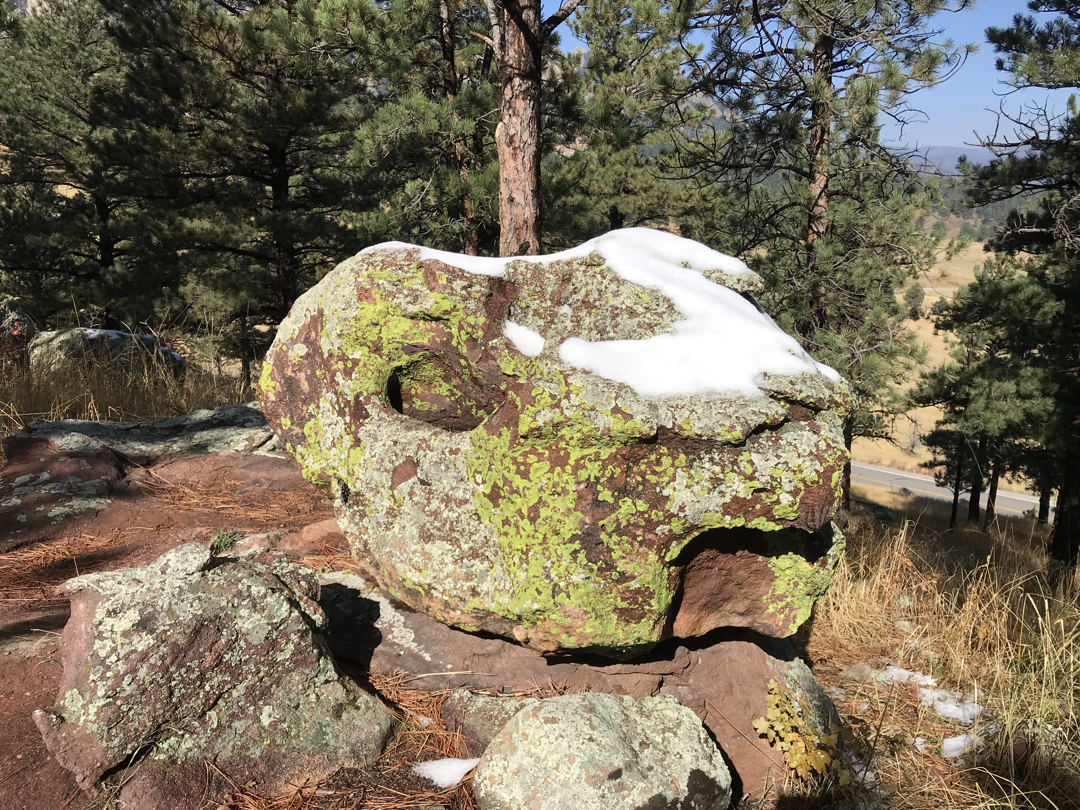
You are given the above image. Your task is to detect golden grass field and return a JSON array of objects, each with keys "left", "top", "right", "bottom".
[{"left": 849, "top": 241, "right": 1041, "bottom": 495}]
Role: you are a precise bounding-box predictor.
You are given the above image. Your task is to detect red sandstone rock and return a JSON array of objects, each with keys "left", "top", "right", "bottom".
[{"left": 319, "top": 567, "right": 837, "bottom": 801}]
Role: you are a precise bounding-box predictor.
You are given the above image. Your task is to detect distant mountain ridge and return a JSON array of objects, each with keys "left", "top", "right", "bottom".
[{"left": 906, "top": 145, "right": 997, "bottom": 172}]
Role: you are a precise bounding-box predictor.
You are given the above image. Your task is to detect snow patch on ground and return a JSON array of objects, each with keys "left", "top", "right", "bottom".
[
  {"left": 412, "top": 757, "right": 480, "bottom": 788},
  {"left": 941, "top": 733, "right": 977, "bottom": 759},
  {"left": 877, "top": 665, "right": 937, "bottom": 686},
  {"left": 919, "top": 688, "right": 984, "bottom": 724},
  {"left": 363, "top": 229, "right": 840, "bottom": 398}
]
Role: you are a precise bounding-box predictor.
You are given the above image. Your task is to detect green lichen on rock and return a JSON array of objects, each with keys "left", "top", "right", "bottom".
[
  {"left": 259, "top": 238, "right": 854, "bottom": 655},
  {"left": 764, "top": 523, "right": 847, "bottom": 635},
  {"left": 34, "top": 544, "right": 395, "bottom": 794}
]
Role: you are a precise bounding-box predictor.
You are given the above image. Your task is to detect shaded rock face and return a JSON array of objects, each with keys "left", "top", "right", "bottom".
[
  {"left": 473, "top": 693, "right": 731, "bottom": 810},
  {"left": 29, "top": 327, "right": 186, "bottom": 376},
  {"left": 0, "top": 300, "right": 36, "bottom": 362},
  {"left": 320, "top": 567, "right": 838, "bottom": 802},
  {"left": 261, "top": 232, "right": 851, "bottom": 657},
  {"left": 34, "top": 544, "right": 395, "bottom": 803}
]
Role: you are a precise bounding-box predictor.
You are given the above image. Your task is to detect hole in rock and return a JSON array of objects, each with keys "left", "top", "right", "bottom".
[
  {"left": 386, "top": 370, "right": 404, "bottom": 414},
  {"left": 385, "top": 358, "right": 501, "bottom": 432},
  {"left": 670, "top": 525, "right": 829, "bottom": 567},
  {"left": 663, "top": 524, "right": 835, "bottom": 640}
]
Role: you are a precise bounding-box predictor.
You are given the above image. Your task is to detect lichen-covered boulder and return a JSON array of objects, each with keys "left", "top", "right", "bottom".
[
  {"left": 473, "top": 693, "right": 731, "bottom": 810},
  {"left": 260, "top": 228, "right": 851, "bottom": 656},
  {"left": 34, "top": 544, "right": 395, "bottom": 801},
  {"left": 29, "top": 327, "right": 186, "bottom": 376}
]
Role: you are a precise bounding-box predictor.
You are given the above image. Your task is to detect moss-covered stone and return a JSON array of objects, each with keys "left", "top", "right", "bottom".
[{"left": 259, "top": 238, "right": 852, "bottom": 655}]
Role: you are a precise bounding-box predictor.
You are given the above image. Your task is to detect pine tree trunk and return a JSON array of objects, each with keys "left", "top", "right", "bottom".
[
  {"left": 439, "top": 0, "right": 478, "bottom": 255},
  {"left": 496, "top": 0, "right": 542, "bottom": 257},
  {"left": 841, "top": 415, "right": 853, "bottom": 511},
  {"left": 1049, "top": 444, "right": 1080, "bottom": 566},
  {"left": 967, "top": 434, "right": 987, "bottom": 523},
  {"left": 983, "top": 455, "right": 1000, "bottom": 532},
  {"left": 1039, "top": 489, "right": 1052, "bottom": 523},
  {"left": 949, "top": 435, "right": 965, "bottom": 532},
  {"left": 805, "top": 30, "right": 834, "bottom": 329}
]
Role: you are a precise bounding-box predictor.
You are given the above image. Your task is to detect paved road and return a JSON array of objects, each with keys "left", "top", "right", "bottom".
[{"left": 851, "top": 461, "right": 1050, "bottom": 519}]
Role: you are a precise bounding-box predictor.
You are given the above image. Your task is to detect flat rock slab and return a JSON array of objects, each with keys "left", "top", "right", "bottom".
[{"left": 0, "top": 406, "right": 334, "bottom": 635}]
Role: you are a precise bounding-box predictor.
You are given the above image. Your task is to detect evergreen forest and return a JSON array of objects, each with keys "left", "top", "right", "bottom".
[{"left": 1, "top": 0, "right": 1079, "bottom": 567}]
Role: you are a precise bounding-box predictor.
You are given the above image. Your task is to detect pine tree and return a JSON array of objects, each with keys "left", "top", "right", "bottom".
[
  {"left": 350, "top": 0, "right": 503, "bottom": 254},
  {"left": 967, "top": 0, "right": 1080, "bottom": 565},
  {"left": 913, "top": 254, "right": 1057, "bottom": 530},
  {"left": 669, "top": 0, "right": 973, "bottom": 506},
  {"left": 0, "top": 0, "right": 158, "bottom": 326},
  {"left": 544, "top": 0, "right": 722, "bottom": 248},
  {"left": 100, "top": 0, "right": 393, "bottom": 384}
]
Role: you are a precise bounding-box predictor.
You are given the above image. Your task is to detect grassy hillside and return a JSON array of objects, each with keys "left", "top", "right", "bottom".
[{"left": 849, "top": 241, "right": 1040, "bottom": 496}]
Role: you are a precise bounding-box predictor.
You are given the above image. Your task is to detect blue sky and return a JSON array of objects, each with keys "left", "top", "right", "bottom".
[{"left": 882, "top": 1, "right": 1075, "bottom": 148}]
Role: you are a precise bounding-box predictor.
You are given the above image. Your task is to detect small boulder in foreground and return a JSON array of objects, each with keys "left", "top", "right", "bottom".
[
  {"left": 34, "top": 544, "right": 394, "bottom": 807},
  {"left": 473, "top": 692, "right": 731, "bottom": 810}
]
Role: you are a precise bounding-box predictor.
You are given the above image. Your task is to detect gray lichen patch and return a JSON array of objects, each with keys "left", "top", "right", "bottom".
[
  {"left": 12, "top": 403, "right": 277, "bottom": 466},
  {"left": 35, "top": 544, "right": 395, "bottom": 795}
]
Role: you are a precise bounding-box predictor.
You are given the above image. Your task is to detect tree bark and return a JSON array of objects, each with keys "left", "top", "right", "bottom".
[
  {"left": 1039, "top": 489, "right": 1052, "bottom": 523},
  {"left": 496, "top": 0, "right": 542, "bottom": 256},
  {"left": 841, "top": 415, "right": 853, "bottom": 511},
  {"left": 805, "top": 30, "right": 834, "bottom": 329},
  {"left": 967, "top": 433, "right": 987, "bottom": 523},
  {"left": 983, "top": 455, "right": 1001, "bottom": 532},
  {"left": 1049, "top": 443, "right": 1080, "bottom": 567},
  {"left": 949, "top": 434, "right": 965, "bottom": 532}
]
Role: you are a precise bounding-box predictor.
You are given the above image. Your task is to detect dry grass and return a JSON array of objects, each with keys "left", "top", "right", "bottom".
[
  {"left": 0, "top": 354, "right": 248, "bottom": 465},
  {"left": 797, "top": 511, "right": 1080, "bottom": 810}
]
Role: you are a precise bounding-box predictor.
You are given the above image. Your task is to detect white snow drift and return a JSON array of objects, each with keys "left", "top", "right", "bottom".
[{"left": 363, "top": 228, "right": 840, "bottom": 398}]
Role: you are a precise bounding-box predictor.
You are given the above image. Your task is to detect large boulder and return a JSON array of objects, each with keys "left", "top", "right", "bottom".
[
  {"left": 260, "top": 228, "right": 851, "bottom": 656},
  {"left": 29, "top": 327, "right": 186, "bottom": 376},
  {"left": 473, "top": 693, "right": 731, "bottom": 810},
  {"left": 33, "top": 544, "right": 395, "bottom": 806}
]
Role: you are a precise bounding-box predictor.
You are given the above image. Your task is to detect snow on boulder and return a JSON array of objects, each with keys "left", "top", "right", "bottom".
[
  {"left": 260, "top": 229, "right": 852, "bottom": 656},
  {"left": 29, "top": 327, "right": 186, "bottom": 376},
  {"left": 472, "top": 693, "right": 731, "bottom": 810}
]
